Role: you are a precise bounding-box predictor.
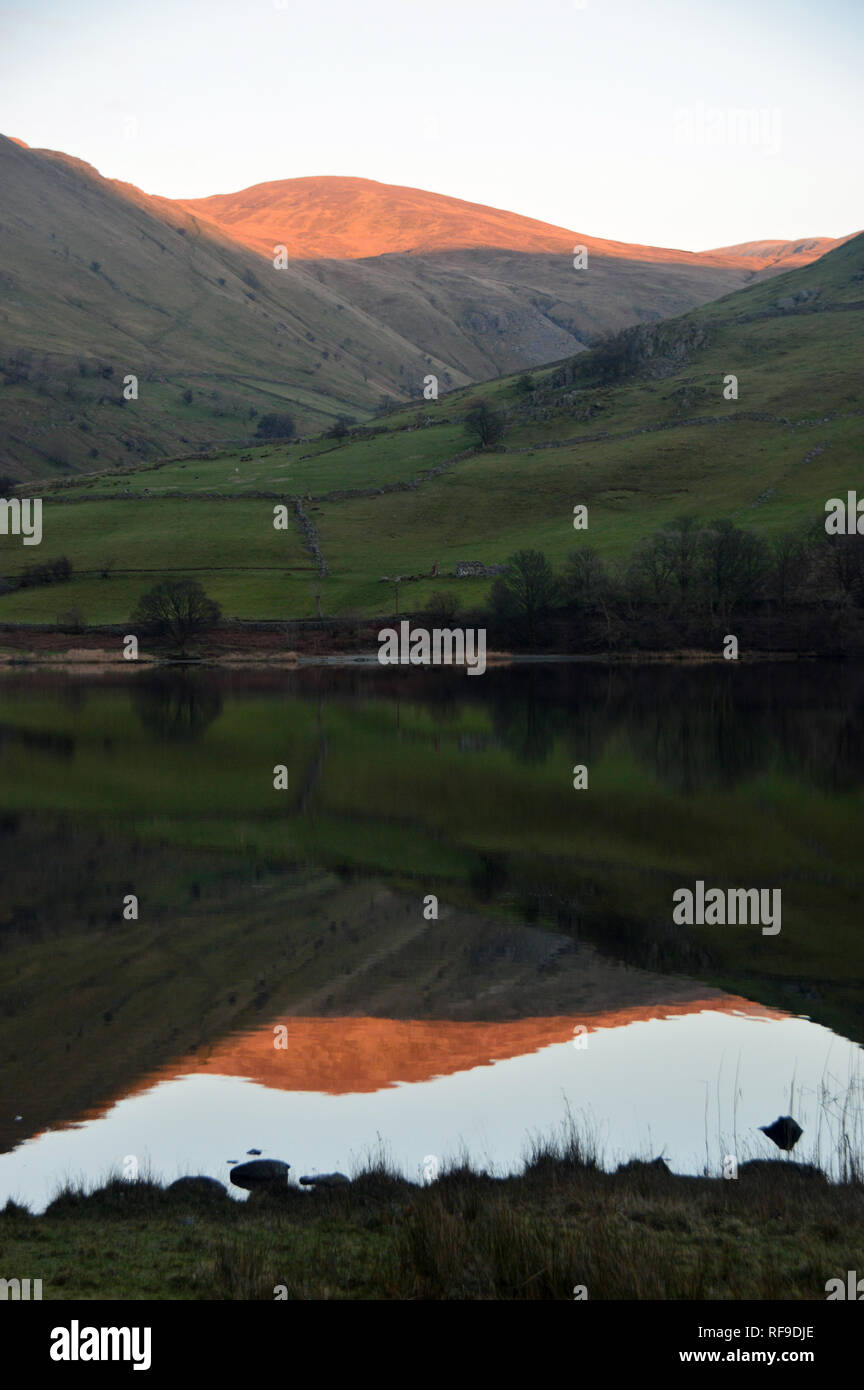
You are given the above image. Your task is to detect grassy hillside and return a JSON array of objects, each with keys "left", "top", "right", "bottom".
[
  {"left": 0, "top": 137, "right": 468, "bottom": 479},
  {"left": 1, "top": 232, "right": 861, "bottom": 624},
  {"left": 1, "top": 138, "right": 788, "bottom": 483}
]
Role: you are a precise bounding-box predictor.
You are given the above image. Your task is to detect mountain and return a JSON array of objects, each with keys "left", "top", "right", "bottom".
[
  {"left": 177, "top": 174, "right": 756, "bottom": 264},
  {"left": 179, "top": 175, "right": 586, "bottom": 259},
  {"left": 177, "top": 176, "right": 860, "bottom": 431},
  {"left": 176, "top": 175, "right": 854, "bottom": 269},
  {"left": 706, "top": 236, "right": 856, "bottom": 271},
  {"left": 3, "top": 140, "right": 846, "bottom": 481},
  {"left": 0, "top": 138, "right": 833, "bottom": 480},
  {"left": 0, "top": 136, "right": 460, "bottom": 480}
]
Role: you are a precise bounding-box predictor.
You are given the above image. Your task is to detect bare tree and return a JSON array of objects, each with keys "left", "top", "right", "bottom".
[
  {"left": 463, "top": 399, "right": 505, "bottom": 450},
  {"left": 769, "top": 529, "right": 814, "bottom": 609},
  {"left": 131, "top": 579, "right": 221, "bottom": 653},
  {"left": 701, "top": 518, "right": 769, "bottom": 621},
  {"left": 628, "top": 515, "right": 702, "bottom": 611},
  {"left": 818, "top": 531, "right": 864, "bottom": 606},
  {"left": 491, "top": 550, "right": 556, "bottom": 644},
  {"left": 560, "top": 547, "right": 610, "bottom": 611}
]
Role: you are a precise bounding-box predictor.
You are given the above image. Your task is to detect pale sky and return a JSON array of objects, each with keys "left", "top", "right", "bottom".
[{"left": 0, "top": 0, "right": 861, "bottom": 251}]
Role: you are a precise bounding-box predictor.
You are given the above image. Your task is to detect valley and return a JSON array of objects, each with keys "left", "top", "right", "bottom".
[{"left": 1, "top": 230, "right": 861, "bottom": 633}]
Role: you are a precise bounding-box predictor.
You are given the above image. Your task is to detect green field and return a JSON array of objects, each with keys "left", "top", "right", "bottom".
[{"left": 2, "top": 234, "right": 862, "bottom": 625}]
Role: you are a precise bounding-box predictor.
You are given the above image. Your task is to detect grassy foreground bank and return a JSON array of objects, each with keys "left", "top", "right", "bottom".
[{"left": 3, "top": 1148, "right": 862, "bottom": 1300}]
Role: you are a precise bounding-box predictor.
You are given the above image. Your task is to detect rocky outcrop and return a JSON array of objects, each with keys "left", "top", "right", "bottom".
[
  {"left": 774, "top": 286, "right": 821, "bottom": 311},
  {"left": 454, "top": 561, "right": 509, "bottom": 578}
]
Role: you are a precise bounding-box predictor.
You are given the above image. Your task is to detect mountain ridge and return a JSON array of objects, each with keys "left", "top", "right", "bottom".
[
  {"left": 176, "top": 171, "right": 853, "bottom": 269},
  {"left": 1, "top": 133, "right": 856, "bottom": 479},
  {"left": 11, "top": 138, "right": 851, "bottom": 269}
]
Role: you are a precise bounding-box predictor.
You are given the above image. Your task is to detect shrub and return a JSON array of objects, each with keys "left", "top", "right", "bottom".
[
  {"left": 17, "top": 556, "right": 73, "bottom": 589},
  {"left": 56, "top": 608, "right": 86, "bottom": 632},
  {"left": 425, "top": 591, "right": 461, "bottom": 624},
  {"left": 325, "top": 415, "right": 355, "bottom": 440},
  {"left": 256, "top": 412, "right": 296, "bottom": 440}
]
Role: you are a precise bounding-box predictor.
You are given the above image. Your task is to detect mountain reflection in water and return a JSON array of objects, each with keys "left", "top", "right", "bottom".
[{"left": 0, "top": 661, "right": 862, "bottom": 1206}]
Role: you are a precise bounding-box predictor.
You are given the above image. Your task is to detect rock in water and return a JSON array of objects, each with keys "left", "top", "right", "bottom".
[
  {"left": 758, "top": 1116, "right": 803, "bottom": 1151},
  {"left": 229, "top": 1159, "right": 290, "bottom": 1190}
]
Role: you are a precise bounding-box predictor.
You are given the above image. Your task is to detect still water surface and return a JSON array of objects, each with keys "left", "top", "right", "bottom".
[{"left": 1, "top": 662, "right": 861, "bottom": 1208}]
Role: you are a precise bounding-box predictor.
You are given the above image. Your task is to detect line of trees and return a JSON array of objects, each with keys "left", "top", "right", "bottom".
[{"left": 490, "top": 517, "right": 864, "bottom": 647}]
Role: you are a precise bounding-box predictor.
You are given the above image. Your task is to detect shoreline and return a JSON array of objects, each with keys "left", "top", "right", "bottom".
[
  {"left": 3, "top": 1153, "right": 860, "bottom": 1300},
  {"left": 0, "top": 641, "right": 831, "bottom": 670}
]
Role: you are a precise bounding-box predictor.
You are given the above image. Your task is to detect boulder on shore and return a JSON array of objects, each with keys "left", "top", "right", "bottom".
[
  {"left": 299, "top": 1172, "right": 351, "bottom": 1188},
  {"left": 229, "top": 1159, "right": 290, "bottom": 1190},
  {"left": 168, "top": 1175, "right": 227, "bottom": 1199},
  {"left": 737, "top": 1160, "right": 826, "bottom": 1184}
]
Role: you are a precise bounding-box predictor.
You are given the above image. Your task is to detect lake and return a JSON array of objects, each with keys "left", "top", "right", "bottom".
[{"left": 1, "top": 659, "right": 862, "bottom": 1209}]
